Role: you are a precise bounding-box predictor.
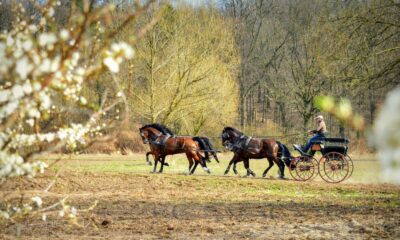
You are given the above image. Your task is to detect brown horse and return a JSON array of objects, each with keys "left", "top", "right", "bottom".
[
  {"left": 139, "top": 125, "right": 211, "bottom": 174},
  {"left": 143, "top": 124, "right": 219, "bottom": 166},
  {"left": 221, "top": 127, "right": 285, "bottom": 178}
]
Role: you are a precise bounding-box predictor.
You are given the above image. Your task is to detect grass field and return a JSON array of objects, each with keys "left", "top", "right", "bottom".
[
  {"left": 1, "top": 153, "right": 400, "bottom": 239},
  {"left": 50, "top": 153, "right": 381, "bottom": 183}
]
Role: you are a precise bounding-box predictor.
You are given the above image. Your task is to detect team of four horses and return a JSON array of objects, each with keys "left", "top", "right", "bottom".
[{"left": 139, "top": 124, "right": 354, "bottom": 183}]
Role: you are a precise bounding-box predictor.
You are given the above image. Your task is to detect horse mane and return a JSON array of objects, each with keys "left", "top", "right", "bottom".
[
  {"left": 223, "top": 126, "right": 244, "bottom": 136},
  {"left": 142, "top": 123, "right": 175, "bottom": 135}
]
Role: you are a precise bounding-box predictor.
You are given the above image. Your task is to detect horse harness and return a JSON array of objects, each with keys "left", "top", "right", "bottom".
[
  {"left": 151, "top": 134, "right": 173, "bottom": 148},
  {"left": 233, "top": 135, "right": 260, "bottom": 153}
]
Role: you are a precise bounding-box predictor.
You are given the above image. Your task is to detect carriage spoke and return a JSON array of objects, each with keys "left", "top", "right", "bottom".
[{"left": 319, "top": 152, "right": 349, "bottom": 183}]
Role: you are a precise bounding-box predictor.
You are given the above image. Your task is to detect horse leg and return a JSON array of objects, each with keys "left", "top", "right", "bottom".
[
  {"left": 200, "top": 159, "right": 211, "bottom": 174},
  {"left": 262, "top": 158, "right": 274, "bottom": 178},
  {"left": 190, "top": 161, "right": 199, "bottom": 175},
  {"left": 152, "top": 155, "right": 159, "bottom": 173},
  {"left": 275, "top": 157, "right": 285, "bottom": 179},
  {"left": 279, "top": 160, "right": 285, "bottom": 179},
  {"left": 244, "top": 158, "right": 256, "bottom": 177},
  {"left": 186, "top": 153, "right": 194, "bottom": 175},
  {"left": 224, "top": 154, "right": 238, "bottom": 175},
  {"left": 204, "top": 139, "right": 218, "bottom": 163},
  {"left": 233, "top": 161, "right": 238, "bottom": 175},
  {"left": 158, "top": 155, "right": 166, "bottom": 173},
  {"left": 212, "top": 152, "right": 219, "bottom": 163},
  {"left": 146, "top": 152, "right": 152, "bottom": 166},
  {"left": 195, "top": 151, "right": 210, "bottom": 174}
]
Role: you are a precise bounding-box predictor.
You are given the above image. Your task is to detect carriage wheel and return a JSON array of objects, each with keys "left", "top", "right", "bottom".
[
  {"left": 289, "top": 156, "right": 317, "bottom": 181},
  {"left": 318, "top": 152, "right": 349, "bottom": 183},
  {"left": 288, "top": 159, "right": 301, "bottom": 181},
  {"left": 345, "top": 155, "right": 354, "bottom": 180},
  {"left": 295, "top": 156, "right": 318, "bottom": 181}
]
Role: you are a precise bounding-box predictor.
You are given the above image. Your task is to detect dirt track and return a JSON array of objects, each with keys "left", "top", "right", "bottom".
[{"left": 2, "top": 170, "right": 400, "bottom": 239}]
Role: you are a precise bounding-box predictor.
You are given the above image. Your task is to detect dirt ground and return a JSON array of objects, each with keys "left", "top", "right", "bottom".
[{"left": 2, "top": 165, "right": 400, "bottom": 240}]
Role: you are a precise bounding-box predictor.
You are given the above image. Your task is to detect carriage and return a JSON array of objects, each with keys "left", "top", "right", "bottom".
[{"left": 286, "top": 138, "right": 354, "bottom": 183}]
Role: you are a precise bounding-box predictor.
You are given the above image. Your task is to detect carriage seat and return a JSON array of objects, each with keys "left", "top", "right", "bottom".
[
  {"left": 310, "top": 137, "right": 349, "bottom": 145},
  {"left": 310, "top": 137, "right": 349, "bottom": 155},
  {"left": 324, "top": 138, "right": 349, "bottom": 144},
  {"left": 323, "top": 145, "right": 348, "bottom": 155}
]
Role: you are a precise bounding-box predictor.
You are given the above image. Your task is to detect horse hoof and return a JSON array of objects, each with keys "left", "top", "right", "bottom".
[
  {"left": 262, "top": 174, "right": 267, "bottom": 178},
  {"left": 146, "top": 162, "right": 152, "bottom": 166},
  {"left": 224, "top": 171, "right": 229, "bottom": 175},
  {"left": 252, "top": 173, "right": 256, "bottom": 177},
  {"left": 164, "top": 163, "right": 169, "bottom": 167}
]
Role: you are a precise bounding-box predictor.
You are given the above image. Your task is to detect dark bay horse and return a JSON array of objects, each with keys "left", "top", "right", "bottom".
[
  {"left": 221, "top": 127, "right": 285, "bottom": 178},
  {"left": 139, "top": 125, "right": 211, "bottom": 174},
  {"left": 143, "top": 124, "right": 219, "bottom": 166}
]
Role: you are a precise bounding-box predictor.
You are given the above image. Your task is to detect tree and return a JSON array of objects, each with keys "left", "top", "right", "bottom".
[
  {"left": 0, "top": 0, "right": 157, "bottom": 228},
  {"left": 127, "top": 4, "right": 239, "bottom": 134}
]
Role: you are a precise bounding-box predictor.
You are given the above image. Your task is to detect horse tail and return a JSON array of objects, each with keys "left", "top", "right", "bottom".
[
  {"left": 277, "top": 141, "right": 292, "bottom": 167},
  {"left": 201, "top": 137, "right": 219, "bottom": 163},
  {"left": 192, "top": 137, "right": 209, "bottom": 162}
]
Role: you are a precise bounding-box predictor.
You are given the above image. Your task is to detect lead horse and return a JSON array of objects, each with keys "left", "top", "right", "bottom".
[
  {"left": 143, "top": 124, "right": 219, "bottom": 166},
  {"left": 221, "top": 127, "right": 285, "bottom": 178},
  {"left": 139, "top": 124, "right": 211, "bottom": 174}
]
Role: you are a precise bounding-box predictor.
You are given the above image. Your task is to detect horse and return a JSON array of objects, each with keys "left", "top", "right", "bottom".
[
  {"left": 139, "top": 125, "right": 211, "bottom": 175},
  {"left": 192, "top": 136, "right": 219, "bottom": 163},
  {"left": 221, "top": 127, "right": 285, "bottom": 178},
  {"left": 143, "top": 124, "right": 219, "bottom": 166},
  {"left": 226, "top": 140, "right": 292, "bottom": 177},
  {"left": 143, "top": 123, "right": 174, "bottom": 166}
]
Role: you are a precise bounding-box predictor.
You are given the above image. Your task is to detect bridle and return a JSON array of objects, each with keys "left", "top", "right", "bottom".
[
  {"left": 222, "top": 130, "right": 245, "bottom": 150},
  {"left": 140, "top": 127, "right": 162, "bottom": 144}
]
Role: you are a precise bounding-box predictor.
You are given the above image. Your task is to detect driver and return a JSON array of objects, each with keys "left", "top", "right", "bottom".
[{"left": 302, "top": 115, "right": 327, "bottom": 153}]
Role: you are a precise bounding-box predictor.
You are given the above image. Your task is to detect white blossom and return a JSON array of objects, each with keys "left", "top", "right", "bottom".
[
  {"left": 59, "top": 210, "right": 65, "bottom": 217},
  {"left": 374, "top": 87, "right": 400, "bottom": 184},
  {"left": 22, "top": 39, "right": 33, "bottom": 51},
  {"left": 11, "top": 85, "right": 24, "bottom": 99},
  {"left": 47, "top": 7, "right": 55, "bottom": 17},
  {"left": 26, "top": 119, "right": 34, "bottom": 127},
  {"left": 38, "top": 33, "right": 57, "bottom": 47},
  {"left": 16, "top": 57, "right": 33, "bottom": 79},
  {"left": 28, "top": 108, "right": 41, "bottom": 118},
  {"left": 0, "top": 211, "right": 10, "bottom": 220},
  {"left": 31, "top": 196, "right": 43, "bottom": 207},
  {"left": 79, "top": 97, "right": 87, "bottom": 105},
  {"left": 59, "top": 29, "right": 69, "bottom": 41},
  {"left": 39, "top": 91, "right": 51, "bottom": 109},
  {"left": 0, "top": 4, "right": 136, "bottom": 223},
  {"left": 0, "top": 90, "right": 10, "bottom": 103},
  {"left": 6, "top": 36, "right": 14, "bottom": 46},
  {"left": 103, "top": 57, "right": 119, "bottom": 73},
  {"left": 22, "top": 82, "right": 33, "bottom": 94},
  {"left": 71, "top": 207, "right": 77, "bottom": 216}
]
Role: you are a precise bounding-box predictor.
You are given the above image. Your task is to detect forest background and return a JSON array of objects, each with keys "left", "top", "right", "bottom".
[{"left": 1, "top": 0, "right": 398, "bottom": 153}]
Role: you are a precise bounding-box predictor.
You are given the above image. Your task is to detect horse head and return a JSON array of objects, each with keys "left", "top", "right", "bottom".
[
  {"left": 221, "top": 127, "right": 244, "bottom": 150},
  {"left": 139, "top": 126, "right": 162, "bottom": 144}
]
